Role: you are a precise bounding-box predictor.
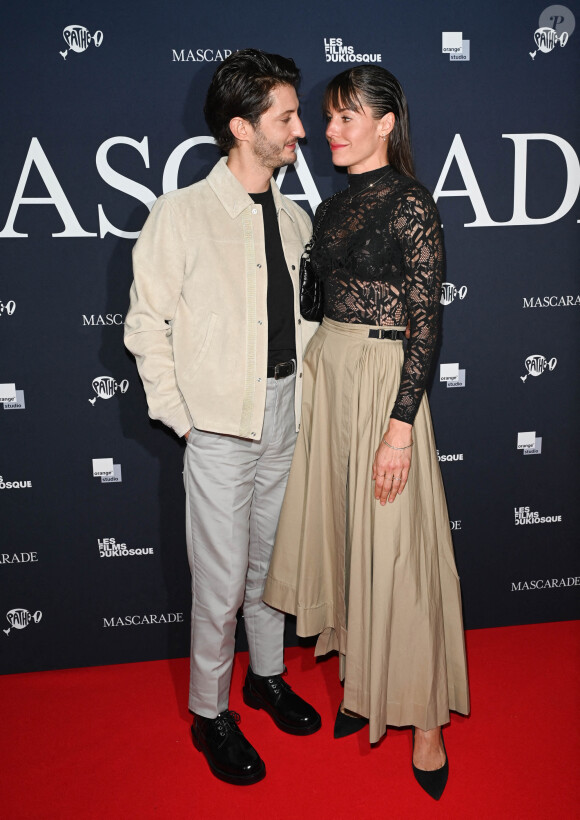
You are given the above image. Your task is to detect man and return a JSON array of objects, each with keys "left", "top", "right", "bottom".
[{"left": 124, "top": 49, "right": 320, "bottom": 786}]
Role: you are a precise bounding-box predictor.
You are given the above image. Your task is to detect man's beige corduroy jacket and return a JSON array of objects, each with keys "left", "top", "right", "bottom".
[{"left": 125, "top": 157, "right": 317, "bottom": 440}]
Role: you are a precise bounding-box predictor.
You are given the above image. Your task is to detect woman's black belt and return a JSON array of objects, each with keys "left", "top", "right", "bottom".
[{"left": 368, "top": 328, "right": 405, "bottom": 340}]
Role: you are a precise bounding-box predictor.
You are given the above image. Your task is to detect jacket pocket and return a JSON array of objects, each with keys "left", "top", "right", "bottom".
[{"left": 190, "top": 312, "right": 218, "bottom": 374}]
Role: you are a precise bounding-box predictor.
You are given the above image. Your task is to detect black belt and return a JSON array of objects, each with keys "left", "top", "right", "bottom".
[
  {"left": 368, "top": 328, "right": 405, "bottom": 340},
  {"left": 266, "top": 360, "right": 296, "bottom": 379}
]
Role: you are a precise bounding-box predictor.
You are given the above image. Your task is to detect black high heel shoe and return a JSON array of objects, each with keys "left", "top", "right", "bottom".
[
  {"left": 333, "top": 702, "right": 368, "bottom": 739},
  {"left": 411, "top": 727, "right": 449, "bottom": 800}
]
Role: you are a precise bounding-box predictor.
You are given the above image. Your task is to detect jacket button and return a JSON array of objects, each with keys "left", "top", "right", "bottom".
[
  {"left": 252, "top": 208, "right": 257, "bottom": 214},
  {"left": 298, "top": 318, "right": 302, "bottom": 325},
  {"left": 299, "top": 373, "right": 303, "bottom": 378},
  {"left": 291, "top": 265, "right": 296, "bottom": 270},
  {"left": 257, "top": 377, "right": 262, "bottom": 382},
  {"left": 251, "top": 432, "right": 256, "bottom": 437},
  {"left": 257, "top": 263, "right": 262, "bottom": 268}
]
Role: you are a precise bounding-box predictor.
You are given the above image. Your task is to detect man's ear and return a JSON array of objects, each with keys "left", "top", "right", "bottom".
[{"left": 229, "top": 116, "right": 252, "bottom": 144}]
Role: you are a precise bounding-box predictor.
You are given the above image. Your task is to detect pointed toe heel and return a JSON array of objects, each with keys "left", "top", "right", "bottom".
[
  {"left": 333, "top": 702, "right": 368, "bottom": 739},
  {"left": 411, "top": 728, "right": 449, "bottom": 801}
]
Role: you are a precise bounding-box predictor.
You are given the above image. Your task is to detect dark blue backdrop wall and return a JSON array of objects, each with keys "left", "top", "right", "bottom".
[{"left": 1, "top": 1, "right": 578, "bottom": 674}]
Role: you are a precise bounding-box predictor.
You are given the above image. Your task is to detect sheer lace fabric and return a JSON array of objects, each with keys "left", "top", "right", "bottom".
[{"left": 310, "top": 165, "right": 444, "bottom": 424}]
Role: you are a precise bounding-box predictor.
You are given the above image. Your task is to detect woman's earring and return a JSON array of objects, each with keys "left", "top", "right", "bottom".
[{"left": 381, "top": 134, "right": 387, "bottom": 142}]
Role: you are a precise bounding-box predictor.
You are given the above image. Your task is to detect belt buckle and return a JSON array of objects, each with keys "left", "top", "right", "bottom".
[
  {"left": 382, "top": 329, "right": 397, "bottom": 340},
  {"left": 274, "top": 360, "right": 294, "bottom": 379},
  {"left": 369, "top": 328, "right": 401, "bottom": 340},
  {"left": 369, "top": 328, "right": 387, "bottom": 340}
]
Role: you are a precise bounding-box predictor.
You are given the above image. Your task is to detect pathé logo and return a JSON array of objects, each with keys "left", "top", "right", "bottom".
[
  {"left": 520, "top": 354, "right": 557, "bottom": 382},
  {"left": 4, "top": 608, "right": 42, "bottom": 636},
  {"left": 440, "top": 283, "right": 468, "bottom": 306},
  {"left": 89, "top": 376, "right": 129, "bottom": 405},
  {"left": 60, "top": 26, "right": 103, "bottom": 60},
  {"left": 534, "top": 27, "right": 565, "bottom": 51}
]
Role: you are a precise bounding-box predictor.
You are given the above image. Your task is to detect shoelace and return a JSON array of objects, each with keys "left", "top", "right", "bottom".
[
  {"left": 214, "top": 710, "right": 241, "bottom": 737},
  {"left": 263, "top": 673, "right": 293, "bottom": 697}
]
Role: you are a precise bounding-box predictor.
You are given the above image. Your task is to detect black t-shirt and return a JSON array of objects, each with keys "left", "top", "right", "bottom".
[{"left": 250, "top": 188, "right": 296, "bottom": 367}]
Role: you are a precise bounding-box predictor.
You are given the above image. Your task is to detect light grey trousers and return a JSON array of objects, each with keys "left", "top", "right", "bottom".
[{"left": 183, "top": 374, "right": 297, "bottom": 717}]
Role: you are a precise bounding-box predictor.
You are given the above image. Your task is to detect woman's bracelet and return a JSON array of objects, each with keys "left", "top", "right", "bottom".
[{"left": 382, "top": 438, "right": 413, "bottom": 450}]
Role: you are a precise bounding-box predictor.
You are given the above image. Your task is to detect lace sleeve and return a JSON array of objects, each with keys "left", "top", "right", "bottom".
[{"left": 390, "top": 189, "right": 444, "bottom": 425}]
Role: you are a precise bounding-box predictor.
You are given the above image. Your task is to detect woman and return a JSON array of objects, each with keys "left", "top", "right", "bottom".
[{"left": 263, "top": 66, "right": 470, "bottom": 800}]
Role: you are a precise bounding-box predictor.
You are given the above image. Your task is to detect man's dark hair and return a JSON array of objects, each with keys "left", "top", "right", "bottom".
[{"left": 204, "top": 48, "right": 301, "bottom": 152}]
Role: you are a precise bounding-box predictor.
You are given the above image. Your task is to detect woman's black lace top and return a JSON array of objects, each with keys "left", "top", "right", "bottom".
[{"left": 310, "top": 164, "right": 444, "bottom": 425}]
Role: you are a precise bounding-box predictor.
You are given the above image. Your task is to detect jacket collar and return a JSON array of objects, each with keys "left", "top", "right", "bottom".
[{"left": 206, "top": 156, "right": 295, "bottom": 222}]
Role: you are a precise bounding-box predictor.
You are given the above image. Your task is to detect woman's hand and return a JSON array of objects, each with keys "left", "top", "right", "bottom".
[{"left": 372, "top": 418, "right": 413, "bottom": 505}]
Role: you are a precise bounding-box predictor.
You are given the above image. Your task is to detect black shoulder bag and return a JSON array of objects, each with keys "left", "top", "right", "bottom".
[{"left": 299, "top": 197, "right": 332, "bottom": 322}]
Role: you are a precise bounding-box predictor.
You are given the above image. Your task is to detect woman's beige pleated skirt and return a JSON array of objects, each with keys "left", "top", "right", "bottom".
[{"left": 263, "top": 317, "right": 470, "bottom": 743}]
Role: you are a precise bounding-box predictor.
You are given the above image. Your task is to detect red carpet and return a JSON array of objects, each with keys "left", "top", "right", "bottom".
[{"left": 1, "top": 621, "right": 578, "bottom": 819}]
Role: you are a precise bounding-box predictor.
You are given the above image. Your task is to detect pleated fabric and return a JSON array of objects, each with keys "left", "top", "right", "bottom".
[{"left": 263, "top": 317, "right": 470, "bottom": 742}]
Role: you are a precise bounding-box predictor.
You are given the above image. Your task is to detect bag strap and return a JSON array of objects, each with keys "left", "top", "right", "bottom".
[
  {"left": 303, "top": 193, "right": 337, "bottom": 256},
  {"left": 311, "top": 194, "right": 336, "bottom": 242}
]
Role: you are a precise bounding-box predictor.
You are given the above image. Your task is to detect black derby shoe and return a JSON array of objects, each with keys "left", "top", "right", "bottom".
[
  {"left": 243, "top": 666, "right": 321, "bottom": 735},
  {"left": 191, "top": 710, "right": 265, "bottom": 785}
]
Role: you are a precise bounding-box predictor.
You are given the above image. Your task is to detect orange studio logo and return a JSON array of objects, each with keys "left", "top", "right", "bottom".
[{"left": 60, "top": 25, "right": 103, "bottom": 60}]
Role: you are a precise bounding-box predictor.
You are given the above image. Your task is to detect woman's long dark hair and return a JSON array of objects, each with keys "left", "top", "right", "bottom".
[{"left": 323, "top": 65, "right": 415, "bottom": 178}]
